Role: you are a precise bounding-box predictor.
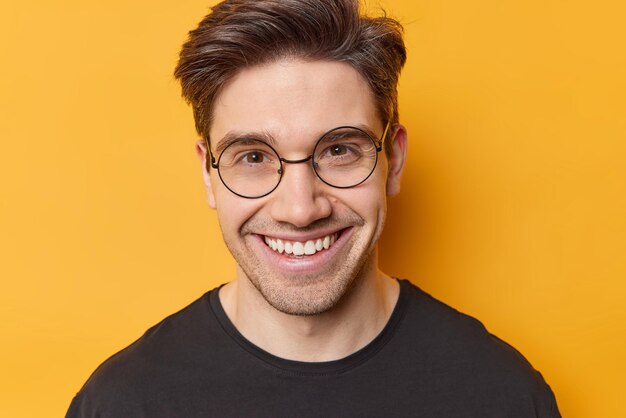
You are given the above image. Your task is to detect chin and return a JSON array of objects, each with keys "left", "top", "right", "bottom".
[{"left": 242, "top": 247, "right": 374, "bottom": 317}]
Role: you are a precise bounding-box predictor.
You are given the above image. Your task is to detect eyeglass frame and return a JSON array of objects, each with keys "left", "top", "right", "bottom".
[{"left": 205, "top": 121, "right": 392, "bottom": 199}]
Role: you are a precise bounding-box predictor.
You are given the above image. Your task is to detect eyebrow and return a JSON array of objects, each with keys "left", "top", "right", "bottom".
[
  {"left": 352, "top": 124, "right": 382, "bottom": 141},
  {"left": 213, "top": 130, "right": 278, "bottom": 155}
]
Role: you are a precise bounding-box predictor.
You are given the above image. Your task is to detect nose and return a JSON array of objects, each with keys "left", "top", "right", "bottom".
[{"left": 269, "top": 160, "right": 332, "bottom": 228}]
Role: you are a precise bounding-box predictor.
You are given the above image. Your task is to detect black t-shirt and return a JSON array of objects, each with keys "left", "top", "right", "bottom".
[{"left": 67, "top": 279, "right": 560, "bottom": 417}]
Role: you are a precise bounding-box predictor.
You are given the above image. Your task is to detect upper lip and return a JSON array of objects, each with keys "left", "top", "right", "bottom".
[{"left": 257, "top": 227, "right": 346, "bottom": 242}]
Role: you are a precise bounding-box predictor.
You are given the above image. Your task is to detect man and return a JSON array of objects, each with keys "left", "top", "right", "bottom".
[{"left": 67, "top": 0, "right": 560, "bottom": 416}]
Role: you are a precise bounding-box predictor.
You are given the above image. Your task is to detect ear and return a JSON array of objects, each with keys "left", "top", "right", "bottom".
[
  {"left": 385, "top": 124, "right": 408, "bottom": 197},
  {"left": 195, "top": 139, "right": 217, "bottom": 209}
]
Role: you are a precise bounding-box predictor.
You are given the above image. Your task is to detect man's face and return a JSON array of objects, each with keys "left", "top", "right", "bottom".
[{"left": 199, "top": 59, "right": 405, "bottom": 316}]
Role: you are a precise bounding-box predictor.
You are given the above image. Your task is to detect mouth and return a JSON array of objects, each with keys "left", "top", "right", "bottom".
[
  {"left": 263, "top": 231, "right": 342, "bottom": 256},
  {"left": 254, "top": 227, "right": 353, "bottom": 274}
]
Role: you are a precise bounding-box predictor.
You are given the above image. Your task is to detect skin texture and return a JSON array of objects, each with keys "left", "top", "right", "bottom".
[{"left": 196, "top": 59, "right": 407, "bottom": 361}]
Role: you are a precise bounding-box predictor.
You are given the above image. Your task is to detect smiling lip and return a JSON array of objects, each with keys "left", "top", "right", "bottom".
[{"left": 254, "top": 228, "right": 352, "bottom": 273}]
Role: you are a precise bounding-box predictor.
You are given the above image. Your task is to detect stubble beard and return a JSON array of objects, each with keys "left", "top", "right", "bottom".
[
  {"left": 245, "top": 240, "right": 374, "bottom": 316},
  {"left": 226, "top": 212, "right": 379, "bottom": 316}
]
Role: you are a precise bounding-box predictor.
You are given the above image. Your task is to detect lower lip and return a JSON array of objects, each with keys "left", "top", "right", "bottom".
[{"left": 254, "top": 228, "right": 353, "bottom": 273}]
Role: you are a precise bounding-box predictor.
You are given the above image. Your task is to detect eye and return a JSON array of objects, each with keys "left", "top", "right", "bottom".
[
  {"left": 317, "top": 140, "right": 361, "bottom": 161},
  {"left": 329, "top": 144, "right": 349, "bottom": 156},
  {"left": 244, "top": 151, "right": 265, "bottom": 164}
]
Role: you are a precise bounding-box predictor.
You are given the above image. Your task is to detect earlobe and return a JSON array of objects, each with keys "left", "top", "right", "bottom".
[
  {"left": 195, "top": 139, "right": 217, "bottom": 209},
  {"left": 386, "top": 125, "right": 408, "bottom": 197}
]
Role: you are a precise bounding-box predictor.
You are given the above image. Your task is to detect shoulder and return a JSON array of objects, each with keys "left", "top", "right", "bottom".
[
  {"left": 393, "top": 279, "right": 560, "bottom": 416},
  {"left": 67, "top": 288, "right": 224, "bottom": 417},
  {"left": 398, "top": 279, "right": 534, "bottom": 365}
]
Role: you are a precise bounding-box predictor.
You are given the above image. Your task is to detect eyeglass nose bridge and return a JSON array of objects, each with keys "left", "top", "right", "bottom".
[{"left": 277, "top": 154, "right": 316, "bottom": 175}]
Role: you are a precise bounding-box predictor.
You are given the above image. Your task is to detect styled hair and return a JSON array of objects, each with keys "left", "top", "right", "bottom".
[{"left": 174, "top": 0, "right": 406, "bottom": 154}]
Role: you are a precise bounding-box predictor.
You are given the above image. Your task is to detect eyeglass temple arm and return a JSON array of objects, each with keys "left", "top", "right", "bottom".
[
  {"left": 204, "top": 138, "right": 219, "bottom": 169},
  {"left": 377, "top": 120, "right": 392, "bottom": 152}
]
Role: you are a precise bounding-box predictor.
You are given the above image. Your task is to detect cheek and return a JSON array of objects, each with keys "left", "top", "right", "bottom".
[
  {"left": 365, "top": 177, "right": 389, "bottom": 232},
  {"left": 343, "top": 180, "right": 387, "bottom": 221},
  {"left": 215, "top": 192, "right": 265, "bottom": 235}
]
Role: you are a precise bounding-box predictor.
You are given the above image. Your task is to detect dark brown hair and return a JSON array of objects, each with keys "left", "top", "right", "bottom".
[{"left": 174, "top": 0, "right": 406, "bottom": 153}]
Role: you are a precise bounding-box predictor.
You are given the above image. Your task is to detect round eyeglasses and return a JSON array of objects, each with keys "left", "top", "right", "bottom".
[{"left": 206, "top": 122, "right": 391, "bottom": 199}]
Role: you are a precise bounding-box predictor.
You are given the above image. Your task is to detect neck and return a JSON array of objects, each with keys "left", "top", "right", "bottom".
[{"left": 219, "top": 258, "right": 399, "bottom": 362}]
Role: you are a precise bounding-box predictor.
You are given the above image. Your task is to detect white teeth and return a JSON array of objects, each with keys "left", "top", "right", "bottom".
[
  {"left": 264, "top": 233, "right": 338, "bottom": 256},
  {"left": 292, "top": 242, "right": 304, "bottom": 256}
]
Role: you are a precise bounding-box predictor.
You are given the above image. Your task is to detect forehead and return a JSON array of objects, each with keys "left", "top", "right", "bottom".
[{"left": 210, "top": 59, "right": 380, "bottom": 146}]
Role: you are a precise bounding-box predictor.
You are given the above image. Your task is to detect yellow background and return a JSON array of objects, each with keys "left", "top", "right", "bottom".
[{"left": 1, "top": 0, "right": 624, "bottom": 416}]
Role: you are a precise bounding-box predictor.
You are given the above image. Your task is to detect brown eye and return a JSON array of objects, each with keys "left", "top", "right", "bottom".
[
  {"left": 245, "top": 151, "right": 265, "bottom": 163},
  {"left": 330, "top": 145, "right": 348, "bottom": 156}
]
